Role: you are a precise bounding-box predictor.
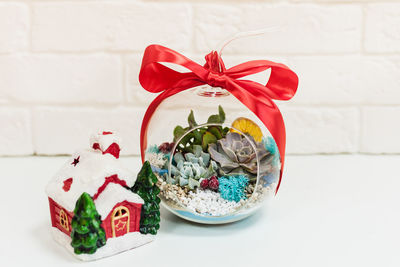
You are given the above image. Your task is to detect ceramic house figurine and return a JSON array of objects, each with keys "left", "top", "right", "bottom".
[{"left": 46, "top": 131, "right": 160, "bottom": 261}]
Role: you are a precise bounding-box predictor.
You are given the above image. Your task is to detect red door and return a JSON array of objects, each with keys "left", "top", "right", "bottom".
[{"left": 111, "top": 206, "right": 130, "bottom": 237}]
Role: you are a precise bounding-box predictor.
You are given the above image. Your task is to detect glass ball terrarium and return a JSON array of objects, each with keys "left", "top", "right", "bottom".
[{"left": 144, "top": 85, "right": 281, "bottom": 224}]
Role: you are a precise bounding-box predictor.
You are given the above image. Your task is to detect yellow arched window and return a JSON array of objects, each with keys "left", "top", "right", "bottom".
[{"left": 59, "top": 209, "right": 69, "bottom": 231}]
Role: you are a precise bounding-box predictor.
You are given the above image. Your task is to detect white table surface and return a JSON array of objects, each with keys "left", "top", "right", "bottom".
[{"left": 0, "top": 155, "right": 399, "bottom": 267}]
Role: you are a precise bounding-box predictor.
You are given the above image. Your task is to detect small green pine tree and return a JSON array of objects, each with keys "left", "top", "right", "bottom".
[
  {"left": 131, "top": 161, "right": 161, "bottom": 235},
  {"left": 70, "top": 192, "right": 106, "bottom": 254}
]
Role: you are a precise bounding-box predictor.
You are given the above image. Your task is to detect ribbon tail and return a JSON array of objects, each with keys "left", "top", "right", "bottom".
[
  {"left": 265, "top": 104, "right": 286, "bottom": 194},
  {"left": 251, "top": 99, "right": 287, "bottom": 194},
  {"left": 225, "top": 79, "right": 287, "bottom": 194}
]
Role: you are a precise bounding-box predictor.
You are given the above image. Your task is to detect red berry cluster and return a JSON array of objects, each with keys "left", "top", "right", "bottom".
[
  {"left": 158, "top": 142, "right": 175, "bottom": 153},
  {"left": 200, "top": 176, "right": 219, "bottom": 191}
]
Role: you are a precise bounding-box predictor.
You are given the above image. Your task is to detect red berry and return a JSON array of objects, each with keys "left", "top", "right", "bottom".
[
  {"left": 208, "top": 177, "right": 219, "bottom": 191},
  {"left": 168, "top": 142, "right": 175, "bottom": 151},
  {"left": 200, "top": 179, "right": 209, "bottom": 189},
  {"left": 158, "top": 142, "right": 174, "bottom": 153}
]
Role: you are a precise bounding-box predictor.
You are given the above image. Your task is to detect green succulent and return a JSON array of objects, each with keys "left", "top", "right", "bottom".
[
  {"left": 170, "top": 145, "right": 218, "bottom": 189},
  {"left": 173, "top": 106, "right": 229, "bottom": 153}
]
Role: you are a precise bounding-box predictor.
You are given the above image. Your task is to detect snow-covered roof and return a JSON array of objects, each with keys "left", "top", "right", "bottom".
[
  {"left": 46, "top": 146, "right": 139, "bottom": 212},
  {"left": 95, "top": 183, "right": 144, "bottom": 218},
  {"left": 90, "top": 132, "right": 121, "bottom": 153}
]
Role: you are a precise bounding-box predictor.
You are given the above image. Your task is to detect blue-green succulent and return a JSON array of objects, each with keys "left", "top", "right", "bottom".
[{"left": 170, "top": 145, "right": 218, "bottom": 189}]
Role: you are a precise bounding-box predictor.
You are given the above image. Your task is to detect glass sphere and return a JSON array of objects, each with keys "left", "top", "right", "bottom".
[{"left": 144, "top": 85, "right": 281, "bottom": 224}]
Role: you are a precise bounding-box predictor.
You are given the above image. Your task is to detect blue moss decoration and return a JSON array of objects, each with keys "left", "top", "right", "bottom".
[
  {"left": 218, "top": 175, "right": 249, "bottom": 202},
  {"left": 151, "top": 165, "right": 168, "bottom": 176},
  {"left": 263, "top": 136, "right": 278, "bottom": 155},
  {"left": 262, "top": 173, "right": 278, "bottom": 186},
  {"left": 262, "top": 136, "right": 281, "bottom": 166},
  {"left": 164, "top": 152, "right": 171, "bottom": 163},
  {"left": 146, "top": 145, "right": 160, "bottom": 154}
]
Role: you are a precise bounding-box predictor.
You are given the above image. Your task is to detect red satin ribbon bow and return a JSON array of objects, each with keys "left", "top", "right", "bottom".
[{"left": 139, "top": 44, "right": 298, "bottom": 193}]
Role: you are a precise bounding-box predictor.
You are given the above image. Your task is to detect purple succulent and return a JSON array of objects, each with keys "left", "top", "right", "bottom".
[{"left": 208, "top": 132, "right": 273, "bottom": 180}]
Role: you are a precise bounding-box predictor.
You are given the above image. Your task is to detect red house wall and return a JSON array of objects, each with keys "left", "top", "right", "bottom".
[
  {"left": 101, "top": 201, "right": 142, "bottom": 239},
  {"left": 48, "top": 198, "right": 142, "bottom": 239},
  {"left": 48, "top": 197, "right": 73, "bottom": 236}
]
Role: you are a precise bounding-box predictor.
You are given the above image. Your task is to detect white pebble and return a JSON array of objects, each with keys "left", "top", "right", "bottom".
[{"left": 180, "top": 189, "right": 243, "bottom": 216}]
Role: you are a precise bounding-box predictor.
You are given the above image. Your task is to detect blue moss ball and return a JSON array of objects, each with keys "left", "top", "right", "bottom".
[{"left": 218, "top": 175, "right": 249, "bottom": 202}]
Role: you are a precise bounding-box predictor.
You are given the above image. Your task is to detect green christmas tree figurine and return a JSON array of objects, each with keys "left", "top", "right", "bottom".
[
  {"left": 131, "top": 161, "right": 161, "bottom": 235},
  {"left": 70, "top": 192, "right": 106, "bottom": 254}
]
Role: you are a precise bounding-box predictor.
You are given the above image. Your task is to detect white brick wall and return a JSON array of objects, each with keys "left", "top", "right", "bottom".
[
  {"left": 0, "top": 108, "right": 32, "bottom": 155},
  {"left": 365, "top": 4, "right": 400, "bottom": 52},
  {"left": 0, "top": 0, "right": 399, "bottom": 156},
  {"left": 33, "top": 107, "right": 145, "bottom": 155},
  {"left": 32, "top": 2, "right": 192, "bottom": 52},
  {"left": 194, "top": 4, "right": 363, "bottom": 54},
  {"left": 0, "top": 54, "right": 123, "bottom": 103},
  {"left": 0, "top": 3, "right": 29, "bottom": 53},
  {"left": 361, "top": 107, "right": 400, "bottom": 153}
]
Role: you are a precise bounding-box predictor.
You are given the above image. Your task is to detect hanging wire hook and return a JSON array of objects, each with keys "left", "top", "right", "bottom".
[{"left": 216, "top": 26, "right": 285, "bottom": 57}]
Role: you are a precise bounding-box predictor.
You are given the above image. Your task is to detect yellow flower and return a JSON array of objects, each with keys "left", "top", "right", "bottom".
[{"left": 231, "top": 117, "right": 263, "bottom": 142}]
